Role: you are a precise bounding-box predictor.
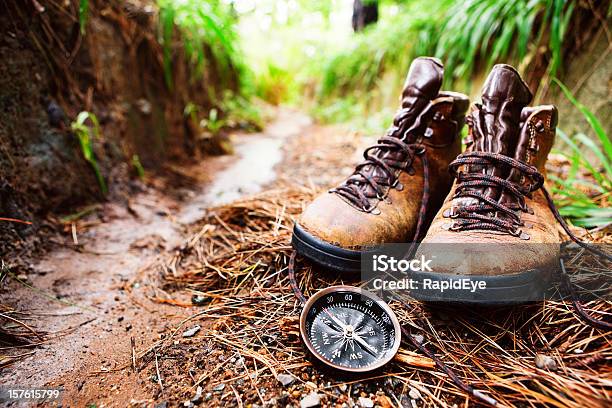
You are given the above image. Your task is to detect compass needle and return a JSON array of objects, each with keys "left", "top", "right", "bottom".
[{"left": 353, "top": 333, "right": 378, "bottom": 357}]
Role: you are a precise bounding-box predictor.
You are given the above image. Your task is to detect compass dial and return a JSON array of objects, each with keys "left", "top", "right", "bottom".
[{"left": 300, "top": 286, "right": 401, "bottom": 373}]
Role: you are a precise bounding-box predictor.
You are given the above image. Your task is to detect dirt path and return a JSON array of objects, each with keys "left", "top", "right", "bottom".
[{"left": 0, "top": 109, "right": 317, "bottom": 406}]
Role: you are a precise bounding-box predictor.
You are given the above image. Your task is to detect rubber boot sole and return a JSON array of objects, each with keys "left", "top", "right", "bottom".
[
  {"left": 405, "top": 267, "right": 555, "bottom": 305},
  {"left": 291, "top": 223, "right": 363, "bottom": 273}
]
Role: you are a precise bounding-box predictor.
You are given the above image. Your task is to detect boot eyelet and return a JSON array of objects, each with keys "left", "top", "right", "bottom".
[
  {"left": 443, "top": 208, "right": 459, "bottom": 218},
  {"left": 441, "top": 222, "right": 453, "bottom": 231},
  {"left": 535, "top": 121, "right": 545, "bottom": 132}
]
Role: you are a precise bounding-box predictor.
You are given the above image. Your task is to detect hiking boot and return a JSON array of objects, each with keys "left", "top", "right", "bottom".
[
  {"left": 414, "top": 64, "right": 560, "bottom": 303},
  {"left": 292, "top": 57, "right": 469, "bottom": 272}
]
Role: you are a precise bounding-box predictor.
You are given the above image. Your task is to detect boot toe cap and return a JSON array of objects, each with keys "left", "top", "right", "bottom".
[{"left": 297, "top": 192, "right": 406, "bottom": 250}]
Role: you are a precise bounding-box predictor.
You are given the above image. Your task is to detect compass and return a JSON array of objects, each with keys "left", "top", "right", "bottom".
[{"left": 299, "top": 286, "right": 401, "bottom": 373}]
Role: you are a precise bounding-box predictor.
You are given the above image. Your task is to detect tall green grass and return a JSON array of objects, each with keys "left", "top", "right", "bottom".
[
  {"left": 156, "top": 1, "right": 263, "bottom": 133},
  {"left": 429, "top": 0, "right": 574, "bottom": 83},
  {"left": 549, "top": 80, "right": 611, "bottom": 228},
  {"left": 313, "top": 0, "right": 577, "bottom": 126},
  {"left": 157, "top": 0, "right": 244, "bottom": 90},
  {"left": 318, "top": 0, "right": 445, "bottom": 100}
]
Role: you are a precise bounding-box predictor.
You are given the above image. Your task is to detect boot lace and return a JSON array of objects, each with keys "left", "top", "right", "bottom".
[
  {"left": 330, "top": 105, "right": 434, "bottom": 241},
  {"left": 447, "top": 151, "right": 543, "bottom": 239}
]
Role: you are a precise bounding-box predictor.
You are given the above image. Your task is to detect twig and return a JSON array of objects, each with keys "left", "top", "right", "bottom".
[
  {"left": 154, "top": 348, "right": 164, "bottom": 394},
  {"left": 0, "top": 312, "right": 44, "bottom": 340}
]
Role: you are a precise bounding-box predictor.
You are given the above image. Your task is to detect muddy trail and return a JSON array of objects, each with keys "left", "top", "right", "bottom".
[{"left": 0, "top": 109, "right": 327, "bottom": 405}]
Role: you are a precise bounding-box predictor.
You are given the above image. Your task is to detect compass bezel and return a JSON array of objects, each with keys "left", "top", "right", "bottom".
[{"left": 299, "top": 285, "right": 401, "bottom": 373}]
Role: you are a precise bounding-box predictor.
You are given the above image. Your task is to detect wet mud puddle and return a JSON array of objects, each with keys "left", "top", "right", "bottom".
[
  {"left": 178, "top": 110, "right": 311, "bottom": 223},
  {"left": 0, "top": 109, "right": 312, "bottom": 404}
]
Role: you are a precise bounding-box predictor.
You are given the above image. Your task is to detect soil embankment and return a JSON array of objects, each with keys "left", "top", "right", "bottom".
[{"left": 0, "top": 0, "right": 238, "bottom": 258}]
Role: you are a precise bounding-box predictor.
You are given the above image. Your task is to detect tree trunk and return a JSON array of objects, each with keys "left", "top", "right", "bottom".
[{"left": 352, "top": 0, "right": 378, "bottom": 32}]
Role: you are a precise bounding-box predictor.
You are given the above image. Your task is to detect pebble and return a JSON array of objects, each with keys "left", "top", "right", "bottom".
[
  {"left": 305, "top": 381, "right": 317, "bottom": 390},
  {"left": 191, "top": 386, "right": 203, "bottom": 404},
  {"left": 534, "top": 354, "right": 557, "bottom": 370},
  {"left": 191, "top": 295, "right": 207, "bottom": 306},
  {"left": 408, "top": 388, "right": 421, "bottom": 400},
  {"left": 358, "top": 396, "right": 374, "bottom": 408},
  {"left": 277, "top": 373, "right": 296, "bottom": 386},
  {"left": 264, "top": 334, "right": 278, "bottom": 344},
  {"left": 213, "top": 383, "right": 225, "bottom": 392},
  {"left": 183, "top": 325, "right": 201, "bottom": 338},
  {"left": 300, "top": 392, "right": 321, "bottom": 408},
  {"left": 413, "top": 334, "right": 424, "bottom": 344},
  {"left": 338, "top": 384, "right": 347, "bottom": 392}
]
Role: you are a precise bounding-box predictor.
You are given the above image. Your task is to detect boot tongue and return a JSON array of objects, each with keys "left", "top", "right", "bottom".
[
  {"left": 482, "top": 64, "right": 532, "bottom": 106},
  {"left": 355, "top": 57, "right": 443, "bottom": 201},
  {"left": 470, "top": 65, "right": 532, "bottom": 204},
  {"left": 477, "top": 64, "right": 532, "bottom": 155},
  {"left": 400, "top": 57, "right": 444, "bottom": 111}
]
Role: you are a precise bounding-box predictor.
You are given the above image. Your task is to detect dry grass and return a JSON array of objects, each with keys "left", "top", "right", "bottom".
[
  {"left": 0, "top": 303, "right": 44, "bottom": 369},
  {"left": 148, "top": 183, "right": 611, "bottom": 407}
]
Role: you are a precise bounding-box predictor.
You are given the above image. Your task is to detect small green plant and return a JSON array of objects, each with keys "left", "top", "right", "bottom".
[
  {"left": 71, "top": 111, "right": 107, "bottom": 195},
  {"left": 184, "top": 102, "right": 225, "bottom": 135},
  {"left": 184, "top": 102, "right": 199, "bottom": 124},
  {"left": 255, "top": 62, "right": 294, "bottom": 105},
  {"left": 201, "top": 108, "right": 225, "bottom": 135},
  {"left": 549, "top": 80, "right": 611, "bottom": 228},
  {"left": 132, "top": 154, "right": 145, "bottom": 179},
  {"left": 221, "top": 91, "right": 263, "bottom": 131},
  {"left": 79, "top": 0, "right": 89, "bottom": 35}
]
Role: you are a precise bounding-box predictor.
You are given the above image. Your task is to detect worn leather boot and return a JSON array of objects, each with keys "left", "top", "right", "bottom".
[
  {"left": 414, "top": 64, "right": 560, "bottom": 303},
  {"left": 292, "top": 57, "right": 469, "bottom": 272}
]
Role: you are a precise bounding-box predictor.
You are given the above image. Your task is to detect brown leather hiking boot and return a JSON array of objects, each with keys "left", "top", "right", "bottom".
[
  {"left": 292, "top": 57, "right": 469, "bottom": 272},
  {"left": 414, "top": 64, "right": 560, "bottom": 303}
]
